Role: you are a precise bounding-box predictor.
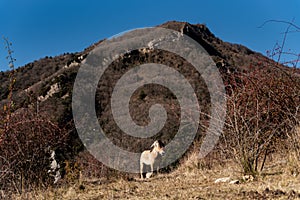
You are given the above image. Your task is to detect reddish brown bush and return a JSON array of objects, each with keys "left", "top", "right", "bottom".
[
  {"left": 0, "top": 109, "right": 67, "bottom": 195},
  {"left": 222, "top": 63, "right": 300, "bottom": 175}
]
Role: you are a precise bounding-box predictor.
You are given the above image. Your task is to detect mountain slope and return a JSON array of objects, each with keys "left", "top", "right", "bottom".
[
  {"left": 0, "top": 21, "right": 299, "bottom": 194},
  {"left": 0, "top": 21, "right": 288, "bottom": 120},
  {"left": 0, "top": 21, "right": 299, "bottom": 153}
]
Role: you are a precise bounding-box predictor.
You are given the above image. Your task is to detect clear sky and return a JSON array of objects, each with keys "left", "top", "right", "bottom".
[{"left": 0, "top": 0, "right": 299, "bottom": 71}]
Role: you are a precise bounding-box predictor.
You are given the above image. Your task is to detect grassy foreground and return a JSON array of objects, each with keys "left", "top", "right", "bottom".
[{"left": 12, "top": 153, "right": 300, "bottom": 200}]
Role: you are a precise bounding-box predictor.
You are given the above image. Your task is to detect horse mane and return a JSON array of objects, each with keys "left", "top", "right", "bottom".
[
  {"left": 157, "top": 140, "right": 165, "bottom": 148},
  {"left": 150, "top": 140, "right": 164, "bottom": 152}
]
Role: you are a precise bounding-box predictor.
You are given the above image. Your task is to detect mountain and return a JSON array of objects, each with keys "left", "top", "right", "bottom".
[
  {"left": 0, "top": 21, "right": 299, "bottom": 192},
  {"left": 0, "top": 21, "right": 288, "bottom": 122}
]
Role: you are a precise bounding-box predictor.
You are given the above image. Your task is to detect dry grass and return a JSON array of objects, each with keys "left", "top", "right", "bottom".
[{"left": 11, "top": 152, "right": 300, "bottom": 200}]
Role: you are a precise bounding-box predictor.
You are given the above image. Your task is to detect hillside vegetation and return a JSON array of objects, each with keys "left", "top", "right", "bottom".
[{"left": 0, "top": 21, "right": 299, "bottom": 199}]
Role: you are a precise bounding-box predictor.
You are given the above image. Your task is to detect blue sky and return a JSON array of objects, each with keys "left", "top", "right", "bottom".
[{"left": 0, "top": 0, "right": 299, "bottom": 71}]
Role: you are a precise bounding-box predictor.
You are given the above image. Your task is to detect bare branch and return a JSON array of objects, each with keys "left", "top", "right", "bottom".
[{"left": 258, "top": 19, "right": 300, "bottom": 31}]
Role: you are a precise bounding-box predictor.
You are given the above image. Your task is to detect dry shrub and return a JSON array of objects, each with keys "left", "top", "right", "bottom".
[
  {"left": 286, "top": 126, "right": 300, "bottom": 176},
  {"left": 289, "top": 125, "right": 300, "bottom": 154},
  {"left": 75, "top": 151, "right": 108, "bottom": 179},
  {"left": 0, "top": 108, "right": 67, "bottom": 195},
  {"left": 222, "top": 65, "right": 300, "bottom": 176}
]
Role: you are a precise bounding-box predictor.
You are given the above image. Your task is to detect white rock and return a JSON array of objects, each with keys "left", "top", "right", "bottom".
[
  {"left": 214, "top": 177, "right": 231, "bottom": 183},
  {"left": 229, "top": 180, "right": 240, "bottom": 184}
]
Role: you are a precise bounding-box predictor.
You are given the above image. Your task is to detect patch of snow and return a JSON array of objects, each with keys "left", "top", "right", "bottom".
[
  {"left": 48, "top": 150, "right": 61, "bottom": 184},
  {"left": 38, "top": 83, "right": 59, "bottom": 102}
]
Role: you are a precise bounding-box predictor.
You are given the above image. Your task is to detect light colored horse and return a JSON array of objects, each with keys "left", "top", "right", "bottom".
[{"left": 140, "top": 140, "right": 165, "bottom": 179}]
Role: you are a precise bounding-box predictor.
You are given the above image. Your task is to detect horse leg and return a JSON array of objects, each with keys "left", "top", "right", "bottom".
[
  {"left": 146, "top": 164, "right": 153, "bottom": 178},
  {"left": 140, "top": 162, "right": 144, "bottom": 179}
]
